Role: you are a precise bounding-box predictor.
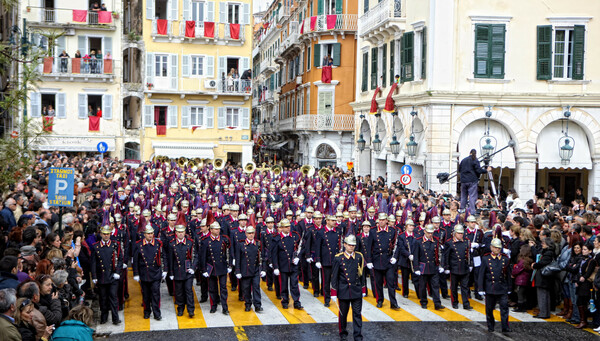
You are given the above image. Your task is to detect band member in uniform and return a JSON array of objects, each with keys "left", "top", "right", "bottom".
[
  {"left": 344, "top": 206, "right": 360, "bottom": 236},
  {"left": 331, "top": 234, "right": 365, "bottom": 341},
  {"left": 133, "top": 224, "right": 167, "bottom": 320},
  {"left": 272, "top": 219, "right": 304, "bottom": 310},
  {"left": 194, "top": 218, "right": 210, "bottom": 302},
  {"left": 306, "top": 211, "right": 324, "bottom": 297},
  {"left": 110, "top": 214, "right": 130, "bottom": 310},
  {"left": 465, "top": 215, "right": 484, "bottom": 300},
  {"left": 91, "top": 225, "right": 124, "bottom": 325},
  {"left": 431, "top": 216, "right": 449, "bottom": 299},
  {"left": 161, "top": 213, "right": 177, "bottom": 296},
  {"left": 478, "top": 238, "right": 511, "bottom": 333},
  {"left": 357, "top": 221, "right": 374, "bottom": 297},
  {"left": 261, "top": 217, "right": 279, "bottom": 296},
  {"left": 168, "top": 224, "right": 197, "bottom": 317},
  {"left": 393, "top": 219, "right": 418, "bottom": 298},
  {"left": 368, "top": 213, "right": 399, "bottom": 309},
  {"left": 443, "top": 224, "right": 473, "bottom": 310},
  {"left": 230, "top": 212, "right": 249, "bottom": 301},
  {"left": 200, "top": 221, "right": 232, "bottom": 315},
  {"left": 315, "top": 215, "right": 342, "bottom": 307},
  {"left": 235, "top": 226, "right": 266, "bottom": 312},
  {"left": 298, "top": 206, "right": 315, "bottom": 288},
  {"left": 413, "top": 224, "right": 445, "bottom": 310}
]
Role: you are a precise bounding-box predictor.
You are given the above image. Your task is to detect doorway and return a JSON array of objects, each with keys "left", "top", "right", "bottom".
[
  {"left": 548, "top": 172, "right": 581, "bottom": 205},
  {"left": 88, "top": 95, "right": 103, "bottom": 116},
  {"left": 227, "top": 152, "right": 242, "bottom": 166}
]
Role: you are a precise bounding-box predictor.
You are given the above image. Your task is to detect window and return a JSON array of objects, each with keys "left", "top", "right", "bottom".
[
  {"left": 228, "top": 3, "right": 239, "bottom": 24},
  {"left": 155, "top": 54, "right": 168, "bottom": 77},
  {"left": 307, "top": 46, "right": 311, "bottom": 71},
  {"left": 361, "top": 51, "right": 368, "bottom": 92},
  {"left": 537, "top": 25, "right": 585, "bottom": 81},
  {"left": 226, "top": 107, "right": 239, "bottom": 127},
  {"left": 400, "top": 31, "right": 414, "bottom": 82},
  {"left": 318, "top": 91, "right": 333, "bottom": 116},
  {"left": 191, "top": 55, "right": 204, "bottom": 76},
  {"left": 190, "top": 106, "right": 204, "bottom": 126},
  {"left": 473, "top": 24, "right": 505, "bottom": 79},
  {"left": 371, "top": 47, "right": 377, "bottom": 89},
  {"left": 192, "top": 1, "right": 205, "bottom": 24},
  {"left": 313, "top": 43, "right": 341, "bottom": 67}
]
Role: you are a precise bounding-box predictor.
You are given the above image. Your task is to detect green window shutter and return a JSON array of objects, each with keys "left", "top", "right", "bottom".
[
  {"left": 314, "top": 43, "right": 321, "bottom": 67},
  {"left": 400, "top": 35, "right": 404, "bottom": 82},
  {"left": 318, "top": 0, "right": 324, "bottom": 15},
  {"left": 389, "top": 40, "right": 395, "bottom": 86},
  {"left": 536, "top": 25, "right": 552, "bottom": 80},
  {"left": 332, "top": 43, "right": 341, "bottom": 66},
  {"left": 371, "top": 47, "right": 378, "bottom": 89},
  {"left": 362, "top": 52, "right": 368, "bottom": 92},
  {"left": 382, "top": 44, "right": 387, "bottom": 86},
  {"left": 336, "top": 0, "right": 343, "bottom": 14},
  {"left": 572, "top": 25, "right": 585, "bottom": 80},
  {"left": 421, "top": 27, "right": 427, "bottom": 79},
  {"left": 401, "top": 31, "right": 414, "bottom": 82},
  {"left": 490, "top": 24, "right": 506, "bottom": 78},
  {"left": 474, "top": 24, "right": 490, "bottom": 78}
]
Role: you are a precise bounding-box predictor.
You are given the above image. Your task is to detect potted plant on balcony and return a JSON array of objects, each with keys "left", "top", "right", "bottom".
[
  {"left": 146, "top": 82, "right": 154, "bottom": 90},
  {"left": 112, "top": 11, "right": 120, "bottom": 19}
]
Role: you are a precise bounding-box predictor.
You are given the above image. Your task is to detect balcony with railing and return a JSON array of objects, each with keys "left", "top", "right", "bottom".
[
  {"left": 300, "top": 14, "right": 358, "bottom": 37},
  {"left": 216, "top": 79, "right": 252, "bottom": 95},
  {"left": 151, "top": 20, "right": 246, "bottom": 43},
  {"left": 295, "top": 114, "right": 354, "bottom": 131},
  {"left": 41, "top": 57, "right": 115, "bottom": 81},
  {"left": 26, "top": 7, "right": 116, "bottom": 29},
  {"left": 281, "top": 21, "right": 300, "bottom": 55},
  {"left": 358, "top": 0, "right": 404, "bottom": 42},
  {"left": 178, "top": 21, "right": 219, "bottom": 41}
]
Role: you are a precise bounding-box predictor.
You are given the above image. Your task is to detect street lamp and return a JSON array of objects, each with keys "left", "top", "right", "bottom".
[
  {"left": 357, "top": 134, "right": 366, "bottom": 152},
  {"left": 559, "top": 107, "right": 575, "bottom": 165},
  {"left": 406, "top": 135, "right": 417, "bottom": 157},
  {"left": 480, "top": 137, "right": 495, "bottom": 158},
  {"left": 390, "top": 135, "right": 400, "bottom": 155},
  {"left": 372, "top": 133, "right": 382, "bottom": 153}
]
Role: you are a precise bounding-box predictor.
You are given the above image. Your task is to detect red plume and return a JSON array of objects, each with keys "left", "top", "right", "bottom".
[
  {"left": 176, "top": 210, "right": 186, "bottom": 226},
  {"left": 206, "top": 210, "right": 216, "bottom": 227},
  {"left": 137, "top": 216, "right": 147, "bottom": 234},
  {"left": 489, "top": 210, "right": 497, "bottom": 228}
]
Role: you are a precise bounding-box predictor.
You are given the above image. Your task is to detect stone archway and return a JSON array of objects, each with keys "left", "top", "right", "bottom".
[{"left": 314, "top": 142, "right": 338, "bottom": 168}]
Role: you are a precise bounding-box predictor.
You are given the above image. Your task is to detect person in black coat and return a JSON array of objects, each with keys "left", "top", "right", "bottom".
[
  {"left": 531, "top": 237, "right": 556, "bottom": 319},
  {"left": 443, "top": 224, "right": 473, "bottom": 310},
  {"left": 315, "top": 215, "right": 342, "bottom": 307},
  {"left": 200, "top": 221, "right": 233, "bottom": 315},
  {"left": 271, "top": 219, "right": 304, "bottom": 310},
  {"left": 15, "top": 298, "right": 53, "bottom": 341},
  {"left": 90, "top": 225, "right": 123, "bottom": 325},
  {"left": 477, "top": 238, "right": 511, "bottom": 333},
  {"left": 413, "top": 224, "right": 444, "bottom": 310},
  {"left": 368, "top": 213, "right": 399, "bottom": 309},
  {"left": 458, "top": 149, "right": 491, "bottom": 214},
  {"left": 235, "top": 226, "right": 265, "bottom": 312},
  {"left": 392, "top": 219, "right": 419, "bottom": 299},
  {"left": 133, "top": 225, "right": 167, "bottom": 320},
  {"left": 573, "top": 243, "right": 597, "bottom": 329},
  {"left": 168, "top": 225, "right": 197, "bottom": 318}
]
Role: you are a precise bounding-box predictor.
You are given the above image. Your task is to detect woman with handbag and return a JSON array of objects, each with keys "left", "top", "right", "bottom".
[
  {"left": 565, "top": 240, "right": 583, "bottom": 324},
  {"left": 574, "top": 243, "right": 597, "bottom": 329},
  {"left": 531, "top": 237, "right": 556, "bottom": 319}
]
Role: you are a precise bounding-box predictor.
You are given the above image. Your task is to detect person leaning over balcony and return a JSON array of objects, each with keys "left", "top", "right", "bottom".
[
  {"left": 47, "top": 105, "right": 55, "bottom": 117},
  {"left": 90, "top": 3, "right": 100, "bottom": 12},
  {"left": 88, "top": 105, "right": 95, "bottom": 117},
  {"left": 74, "top": 50, "right": 81, "bottom": 59},
  {"left": 100, "top": 3, "right": 108, "bottom": 11},
  {"left": 59, "top": 51, "right": 69, "bottom": 73},
  {"left": 96, "top": 50, "right": 103, "bottom": 73}
]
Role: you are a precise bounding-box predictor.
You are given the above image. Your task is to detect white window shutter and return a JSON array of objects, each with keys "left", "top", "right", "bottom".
[
  {"left": 182, "top": 55, "right": 190, "bottom": 77},
  {"left": 217, "top": 107, "right": 225, "bottom": 128},
  {"left": 218, "top": 56, "right": 226, "bottom": 80},
  {"left": 183, "top": 0, "right": 190, "bottom": 21},
  {"left": 146, "top": 0, "right": 154, "bottom": 19},
  {"left": 206, "top": 107, "right": 214, "bottom": 128},
  {"left": 170, "top": 0, "right": 178, "bottom": 21},
  {"left": 207, "top": 2, "right": 215, "bottom": 21},
  {"left": 241, "top": 108, "right": 250, "bottom": 129},
  {"left": 78, "top": 93, "right": 87, "bottom": 119},
  {"left": 181, "top": 106, "right": 190, "bottom": 127},
  {"left": 56, "top": 93, "right": 66, "bottom": 118},
  {"left": 30, "top": 92, "right": 41, "bottom": 118},
  {"left": 103, "top": 94, "right": 113, "bottom": 120},
  {"left": 242, "top": 3, "right": 250, "bottom": 25},
  {"left": 219, "top": 2, "right": 227, "bottom": 23},
  {"left": 206, "top": 56, "right": 215, "bottom": 77},
  {"left": 103, "top": 36, "right": 112, "bottom": 56},
  {"left": 167, "top": 105, "right": 178, "bottom": 127},
  {"left": 146, "top": 52, "right": 154, "bottom": 85},
  {"left": 77, "top": 36, "right": 87, "bottom": 56},
  {"left": 170, "top": 54, "right": 178, "bottom": 89},
  {"left": 241, "top": 57, "right": 249, "bottom": 72},
  {"left": 143, "top": 105, "right": 154, "bottom": 127}
]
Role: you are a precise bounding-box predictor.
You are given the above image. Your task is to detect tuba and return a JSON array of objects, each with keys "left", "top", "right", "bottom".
[
  {"left": 272, "top": 165, "right": 282, "bottom": 176},
  {"left": 300, "top": 165, "right": 315, "bottom": 177},
  {"left": 319, "top": 168, "right": 332, "bottom": 182},
  {"left": 244, "top": 162, "right": 256, "bottom": 174},
  {"left": 178, "top": 157, "right": 187, "bottom": 167},
  {"left": 214, "top": 158, "right": 225, "bottom": 170}
]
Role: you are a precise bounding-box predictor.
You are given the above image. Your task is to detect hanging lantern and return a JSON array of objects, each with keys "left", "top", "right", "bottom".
[
  {"left": 406, "top": 135, "right": 418, "bottom": 157},
  {"left": 559, "top": 136, "right": 574, "bottom": 165},
  {"left": 357, "top": 134, "right": 366, "bottom": 152},
  {"left": 480, "top": 137, "right": 496, "bottom": 159},
  {"left": 372, "top": 133, "right": 382, "bottom": 153},
  {"left": 390, "top": 135, "right": 400, "bottom": 156}
]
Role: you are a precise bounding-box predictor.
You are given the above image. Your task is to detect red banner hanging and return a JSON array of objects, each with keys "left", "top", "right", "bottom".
[
  {"left": 89, "top": 116, "right": 100, "bottom": 131},
  {"left": 156, "top": 19, "right": 168, "bottom": 35},
  {"left": 230, "top": 23, "right": 240, "bottom": 39},
  {"left": 72, "top": 10, "right": 87, "bottom": 23},
  {"left": 98, "top": 11, "right": 112, "bottom": 24},
  {"left": 370, "top": 87, "right": 381, "bottom": 115},
  {"left": 204, "top": 22, "right": 215, "bottom": 38},
  {"left": 321, "top": 66, "right": 332, "bottom": 83},
  {"left": 185, "top": 21, "right": 196, "bottom": 37}
]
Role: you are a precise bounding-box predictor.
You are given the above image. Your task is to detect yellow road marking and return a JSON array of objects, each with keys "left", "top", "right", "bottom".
[
  {"left": 234, "top": 326, "right": 249, "bottom": 341},
  {"left": 362, "top": 291, "right": 420, "bottom": 321},
  {"left": 172, "top": 283, "right": 208, "bottom": 329},
  {"left": 407, "top": 289, "right": 470, "bottom": 321},
  {"left": 312, "top": 293, "right": 370, "bottom": 322},
  {"left": 456, "top": 293, "right": 520, "bottom": 322},
  {"left": 123, "top": 270, "right": 151, "bottom": 332},
  {"left": 260, "top": 280, "right": 317, "bottom": 324},
  {"left": 226, "top": 281, "right": 263, "bottom": 326}
]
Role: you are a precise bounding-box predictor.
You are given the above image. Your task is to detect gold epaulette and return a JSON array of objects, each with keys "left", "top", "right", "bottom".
[{"left": 335, "top": 252, "right": 344, "bottom": 257}]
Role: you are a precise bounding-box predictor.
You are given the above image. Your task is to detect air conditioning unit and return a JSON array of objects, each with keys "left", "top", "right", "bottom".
[
  {"left": 204, "top": 79, "right": 217, "bottom": 89},
  {"left": 64, "top": 28, "right": 75, "bottom": 36}
]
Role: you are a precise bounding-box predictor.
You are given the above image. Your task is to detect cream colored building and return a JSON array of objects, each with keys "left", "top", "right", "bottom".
[
  {"left": 352, "top": 0, "right": 600, "bottom": 202},
  {"left": 23, "top": 0, "right": 124, "bottom": 156}
]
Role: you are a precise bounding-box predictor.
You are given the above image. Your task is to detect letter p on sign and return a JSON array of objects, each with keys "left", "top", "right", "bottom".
[{"left": 55, "top": 179, "right": 68, "bottom": 196}]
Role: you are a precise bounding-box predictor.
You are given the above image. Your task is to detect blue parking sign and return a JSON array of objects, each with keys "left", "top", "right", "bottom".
[
  {"left": 48, "top": 167, "right": 75, "bottom": 207},
  {"left": 401, "top": 165, "right": 413, "bottom": 175}
]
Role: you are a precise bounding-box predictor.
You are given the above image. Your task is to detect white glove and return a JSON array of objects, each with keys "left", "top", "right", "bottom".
[
  {"left": 478, "top": 291, "right": 486, "bottom": 297},
  {"left": 162, "top": 272, "right": 167, "bottom": 280},
  {"left": 133, "top": 276, "right": 140, "bottom": 282},
  {"left": 123, "top": 264, "right": 128, "bottom": 269},
  {"left": 508, "top": 291, "right": 512, "bottom": 295},
  {"left": 232, "top": 260, "right": 236, "bottom": 266},
  {"left": 444, "top": 270, "right": 450, "bottom": 274},
  {"left": 438, "top": 267, "right": 444, "bottom": 273},
  {"left": 203, "top": 272, "right": 209, "bottom": 278},
  {"left": 260, "top": 271, "right": 266, "bottom": 278},
  {"left": 306, "top": 258, "right": 313, "bottom": 263},
  {"left": 187, "top": 269, "right": 195, "bottom": 274},
  {"left": 366, "top": 263, "right": 373, "bottom": 269},
  {"left": 113, "top": 273, "right": 120, "bottom": 280},
  {"left": 236, "top": 273, "right": 242, "bottom": 279},
  {"left": 169, "top": 276, "right": 174, "bottom": 280},
  {"left": 227, "top": 267, "right": 232, "bottom": 273},
  {"left": 469, "top": 266, "right": 473, "bottom": 272},
  {"left": 408, "top": 255, "right": 414, "bottom": 261},
  {"left": 414, "top": 271, "right": 421, "bottom": 276},
  {"left": 331, "top": 296, "right": 337, "bottom": 302},
  {"left": 315, "top": 262, "right": 322, "bottom": 269},
  {"left": 390, "top": 258, "right": 397, "bottom": 265},
  {"left": 471, "top": 242, "right": 479, "bottom": 248},
  {"left": 274, "top": 269, "right": 280, "bottom": 276},
  {"left": 362, "top": 293, "right": 366, "bottom": 297},
  {"left": 293, "top": 257, "right": 300, "bottom": 265},
  {"left": 502, "top": 248, "right": 510, "bottom": 255},
  {"left": 92, "top": 279, "right": 98, "bottom": 284},
  {"left": 269, "top": 263, "right": 273, "bottom": 268}
]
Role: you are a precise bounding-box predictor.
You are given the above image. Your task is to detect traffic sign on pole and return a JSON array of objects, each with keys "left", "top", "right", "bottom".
[
  {"left": 48, "top": 167, "right": 74, "bottom": 207},
  {"left": 97, "top": 141, "right": 108, "bottom": 153},
  {"left": 401, "top": 165, "right": 413, "bottom": 175},
  {"left": 400, "top": 174, "right": 412, "bottom": 186}
]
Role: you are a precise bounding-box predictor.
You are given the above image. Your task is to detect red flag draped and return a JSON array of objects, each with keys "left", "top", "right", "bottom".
[
  {"left": 156, "top": 19, "right": 168, "bottom": 35},
  {"left": 326, "top": 15, "right": 337, "bottom": 30},
  {"left": 300, "top": 20, "right": 305, "bottom": 34},
  {"left": 204, "top": 22, "right": 215, "bottom": 37},
  {"left": 98, "top": 11, "right": 112, "bottom": 24},
  {"left": 103, "top": 59, "right": 113, "bottom": 74},
  {"left": 383, "top": 82, "right": 398, "bottom": 113},
  {"left": 72, "top": 10, "right": 87, "bottom": 23},
  {"left": 310, "top": 16, "right": 317, "bottom": 31},
  {"left": 370, "top": 87, "right": 381, "bottom": 115},
  {"left": 43, "top": 117, "right": 54, "bottom": 132},
  {"left": 185, "top": 21, "right": 196, "bottom": 37},
  {"left": 321, "top": 65, "right": 332, "bottom": 83},
  {"left": 230, "top": 23, "right": 240, "bottom": 39},
  {"left": 89, "top": 116, "right": 100, "bottom": 131},
  {"left": 156, "top": 125, "right": 166, "bottom": 135}
]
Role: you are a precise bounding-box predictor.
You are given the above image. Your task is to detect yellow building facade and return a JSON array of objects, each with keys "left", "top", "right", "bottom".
[{"left": 140, "top": 0, "right": 253, "bottom": 165}]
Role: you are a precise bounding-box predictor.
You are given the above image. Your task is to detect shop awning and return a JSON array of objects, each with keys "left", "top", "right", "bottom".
[
  {"left": 31, "top": 136, "right": 116, "bottom": 152},
  {"left": 152, "top": 142, "right": 215, "bottom": 159},
  {"left": 267, "top": 140, "right": 289, "bottom": 149},
  {"left": 458, "top": 120, "right": 516, "bottom": 168},
  {"left": 537, "top": 121, "right": 592, "bottom": 169}
]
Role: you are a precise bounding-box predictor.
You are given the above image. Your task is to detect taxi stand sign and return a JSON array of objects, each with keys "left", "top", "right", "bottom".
[{"left": 48, "top": 167, "right": 75, "bottom": 207}]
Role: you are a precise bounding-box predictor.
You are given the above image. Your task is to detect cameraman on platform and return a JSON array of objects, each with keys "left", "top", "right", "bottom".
[{"left": 459, "top": 149, "right": 491, "bottom": 214}]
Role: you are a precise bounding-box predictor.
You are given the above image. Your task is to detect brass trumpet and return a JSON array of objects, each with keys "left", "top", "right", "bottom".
[
  {"left": 244, "top": 162, "right": 256, "bottom": 174},
  {"left": 214, "top": 158, "right": 225, "bottom": 170}
]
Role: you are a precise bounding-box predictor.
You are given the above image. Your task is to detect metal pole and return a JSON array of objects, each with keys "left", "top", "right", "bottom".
[
  {"left": 22, "top": 19, "right": 28, "bottom": 150},
  {"left": 57, "top": 206, "right": 63, "bottom": 237}
]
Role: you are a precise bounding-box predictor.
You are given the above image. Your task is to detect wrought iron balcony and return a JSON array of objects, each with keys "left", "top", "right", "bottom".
[{"left": 358, "top": 0, "right": 404, "bottom": 43}]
